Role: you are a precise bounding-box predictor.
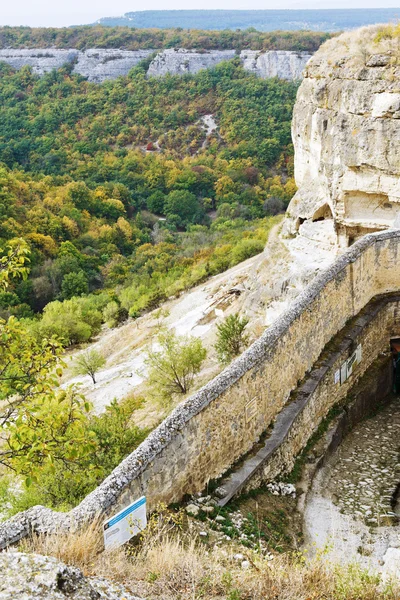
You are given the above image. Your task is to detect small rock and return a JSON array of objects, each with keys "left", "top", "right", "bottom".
[
  {"left": 186, "top": 504, "right": 200, "bottom": 517},
  {"left": 214, "top": 486, "right": 228, "bottom": 499},
  {"left": 215, "top": 515, "right": 225, "bottom": 523},
  {"left": 241, "top": 560, "right": 251, "bottom": 569},
  {"left": 201, "top": 506, "right": 215, "bottom": 514},
  {"left": 199, "top": 531, "right": 208, "bottom": 537},
  {"left": 233, "top": 553, "right": 244, "bottom": 561}
]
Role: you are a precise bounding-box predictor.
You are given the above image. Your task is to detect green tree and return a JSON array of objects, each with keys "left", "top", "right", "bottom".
[
  {"left": 74, "top": 349, "right": 106, "bottom": 384},
  {"left": 215, "top": 313, "right": 250, "bottom": 365},
  {"left": 61, "top": 270, "right": 89, "bottom": 300},
  {"left": 164, "top": 190, "right": 201, "bottom": 227},
  {"left": 0, "top": 239, "right": 29, "bottom": 290},
  {"left": 0, "top": 242, "right": 94, "bottom": 481},
  {"left": 145, "top": 330, "right": 206, "bottom": 400}
]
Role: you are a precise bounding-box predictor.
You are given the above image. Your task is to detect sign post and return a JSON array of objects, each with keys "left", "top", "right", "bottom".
[{"left": 103, "top": 496, "right": 147, "bottom": 550}]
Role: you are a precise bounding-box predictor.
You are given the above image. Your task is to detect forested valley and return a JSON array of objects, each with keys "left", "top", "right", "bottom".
[{"left": 0, "top": 56, "right": 298, "bottom": 345}]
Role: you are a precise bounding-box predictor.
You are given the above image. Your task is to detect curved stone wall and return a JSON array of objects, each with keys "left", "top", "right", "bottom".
[{"left": 0, "top": 229, "right": 399, "bottom": 548}]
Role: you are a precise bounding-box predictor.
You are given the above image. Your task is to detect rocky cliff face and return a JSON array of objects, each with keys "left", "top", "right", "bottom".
[
  {"left": 284, "top": 25, "right": 400, "bottom": 247},
  {"left": 0, "top": 49, "right": 154, "bottom": 82},
  {"left": 146, "top": 48, "right": 236, "bottom": 76},
  {"left": 0, "top": 48, "right": 310, "bottom": 82},
  {"left": 240, "top": 50, "right": 311, "bottom": 80}
]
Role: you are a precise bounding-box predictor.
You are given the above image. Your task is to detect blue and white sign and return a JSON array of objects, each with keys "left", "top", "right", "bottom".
[{"left": 103, "top": 496, "right": 147, "bottom": 550}]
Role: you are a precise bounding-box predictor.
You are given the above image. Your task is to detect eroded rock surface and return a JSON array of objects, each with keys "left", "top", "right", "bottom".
[
  {"left": 146, "top": 48, "right": 236, "bottom": 76},
  {"left": 240, "top": 50, "right": 311, "bottom": 80},
  {"left": 0, "top": 49, "right": 154, "bottom": 82},
  {"left": 284, "top": 25, "right": 400, "bottom": 247},
  {"left": 0, "top": 552, "right": 141, "bottom": 600},
  {"left": 0, "top": 48, "right": 310, "bottom": 82}
]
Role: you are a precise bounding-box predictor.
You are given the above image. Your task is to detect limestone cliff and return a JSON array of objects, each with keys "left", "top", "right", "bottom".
[
  {"left": 0, "top": 49, "right": 154, "bottom": 82},
  {"left": 146, "top": 48, "right": 236, "bottom": 76},
  {"left": 240, "top": 50, "right": 311, "bottom": 80},
  {"left": 0, "top": 48, "right": 310, "bottom": 82},
  {"left": 284, "top": 25, "right": 400, "bottom": 247}
]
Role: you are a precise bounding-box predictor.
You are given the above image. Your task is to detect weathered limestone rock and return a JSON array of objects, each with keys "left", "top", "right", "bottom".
[
  {"left": 0, "top": 47, "right": 310, "bottom": 82},
  {"left": 240, "top": 50, "right": 311, "bottom": 80},
  {"left": 0, "top": 552, "right": 141, "bottom": 600},
  {"left": 284, "top": 25, "right": 400, "bottom": 247},
  {"left": 146, "top": 48, "right": 236, "bottom": 76},
  {"left": 0, "top": 49, "right": 79, "bottom": 73},
  {"left": 0, "top": 49, "right": 154, "bottom": 82},
  {"left": 73, "top": 49, "right": 154, "bottom": 82}
]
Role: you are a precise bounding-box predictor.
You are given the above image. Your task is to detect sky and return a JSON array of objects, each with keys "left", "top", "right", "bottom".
[{"left": 2, "top": 1, "right": 400, "bottom": 28}]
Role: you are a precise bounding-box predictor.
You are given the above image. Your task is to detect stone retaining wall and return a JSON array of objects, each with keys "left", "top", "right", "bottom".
[
  {"left": 0, "top": 230, "right": 400, "bottom": 548},
  {"left": 227, "top": 295, "right": 400, "bottom": 502}
]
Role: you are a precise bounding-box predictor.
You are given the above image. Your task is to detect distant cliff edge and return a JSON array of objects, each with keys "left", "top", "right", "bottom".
[{"left": 0, "top": 48, "right": 311, "bottom": 82}]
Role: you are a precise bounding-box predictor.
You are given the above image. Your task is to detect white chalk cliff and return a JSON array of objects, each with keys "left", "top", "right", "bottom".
[
  {"left": 284, "top": 25, "right": 400, "bottom": 248},
  {"left": 0, "top": 48, "right": 310, "bottom": 82}
]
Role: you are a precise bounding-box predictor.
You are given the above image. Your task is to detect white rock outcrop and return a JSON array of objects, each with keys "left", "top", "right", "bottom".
[
  {"left": 284, "top": 25, "right": 400, "bottom": 247},
  {"left": 147, "top": 48, "right": 236, "bottom": 76},
  {"left": 240, "top": 50, "right": 311, "bottom": 80},
  {"left": 0, "top": 552, "right": 142, "bottom": 600},
  {"left": 0, "top": 48, "right": 154, "bottom": 82},
  {"left": 0, "top": 47, "right": 311, "bottom": 82}
]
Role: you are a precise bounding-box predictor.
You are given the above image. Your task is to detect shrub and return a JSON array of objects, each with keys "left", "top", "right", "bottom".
[
  {"left": 230, "top": 239, "right": 265, "bottom": 264},
  {"left": 215, "top": 313, "right": 250, "bottom": 365},
  {"left": 73, "top": 349, "right": 106, "bottom": 384},
  {"left": 145, "top": 330, "right": 207, "bottom": 401},
  {"left": 5, "top": 396, "right": 148, "bottom": 513},
  {"left": 36, "top": 296, "right": 103, "bottom": 345}
]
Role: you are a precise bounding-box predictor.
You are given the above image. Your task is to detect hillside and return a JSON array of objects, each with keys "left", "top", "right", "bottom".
[
  {"left": 1, "top": 20, "right": 400, "bottom": 600},
  {"left": 93, "top": 8, "right": 400, "bottom": 33},
  {"left": 0, "top": 26, "right": 329, "bottom": 51},
  {"left": 0, "top": 57, "right": 297, "bottom": 338}
]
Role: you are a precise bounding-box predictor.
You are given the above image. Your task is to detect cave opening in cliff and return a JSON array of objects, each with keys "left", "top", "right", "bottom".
[{"left": 311, "top": 203, "right": 333, "bottom": 222}]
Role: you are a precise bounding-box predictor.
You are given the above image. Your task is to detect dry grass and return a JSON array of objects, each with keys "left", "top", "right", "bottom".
[
  {"left": 20, "top": 509, "right": 400, "bottom": 600},
  {"left": 20, "top": 516, "right": 104, "bottom": 571}
]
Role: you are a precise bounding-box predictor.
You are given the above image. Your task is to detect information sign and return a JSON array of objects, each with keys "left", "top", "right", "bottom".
[{"left": 103, "top": 496, "right": 147, "bottom": 550}]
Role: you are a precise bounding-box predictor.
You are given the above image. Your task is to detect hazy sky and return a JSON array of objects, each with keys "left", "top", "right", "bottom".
[{"left": 2, "top": 1, "right": 400, "bottom": 28}]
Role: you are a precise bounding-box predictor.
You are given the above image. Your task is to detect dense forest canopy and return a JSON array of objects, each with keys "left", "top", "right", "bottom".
[
  {"left": 0, "top": 54, "right": 296, "bottom": 344},
  {"left": 0, "top": 25, "right": 330, "bottom": 52}
]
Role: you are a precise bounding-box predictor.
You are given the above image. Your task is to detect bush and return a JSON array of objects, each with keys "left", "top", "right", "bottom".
[
  {"left": 36, "top": 296, "right": 103, "bottom": 345},
  {"left": 215, "top": 313, "right": 250, "bottom": 364},
  {"left": 230, "top": 239, "right": 265, "bottom": 264},
  {"left": 145, "top": 330, "right": 207, "bottom": 401},
  {"left": 5, "top": 396, "right": 148, "bottom": 513}
]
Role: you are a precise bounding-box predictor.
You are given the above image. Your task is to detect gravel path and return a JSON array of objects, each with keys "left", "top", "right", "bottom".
[{"left": 304, "top": 397, "right": 400, "bottom": 572}]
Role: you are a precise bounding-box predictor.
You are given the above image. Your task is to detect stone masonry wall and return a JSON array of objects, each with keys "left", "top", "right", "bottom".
[
  {"left": 237, "top": 296, "right": 400, "bottom": 498},
  {"left": 0, "top": 230, "right": 400, "bottom": 548}
]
